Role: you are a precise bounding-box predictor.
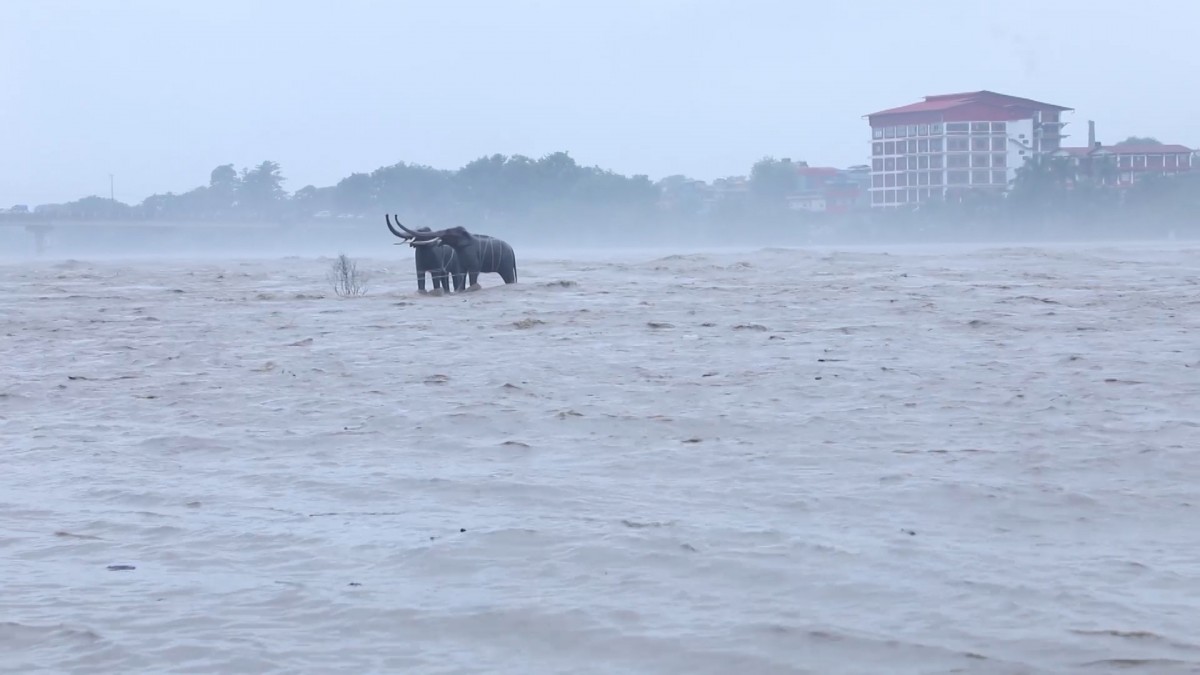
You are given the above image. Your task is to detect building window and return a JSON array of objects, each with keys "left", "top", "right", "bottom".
[
  {"left": 908, "top": 125, "right": 918, "bottom": 136},
  {"left": 908, "top": 140, "right": 917, "bottom": 153},
  {"left": 873, "top": 128, "right": 884, "bottom": 139},
  {"left": 1119, "top": 156, "right": 1132, "bottom": 168},
  {"left": 918, "top": 155, "right": 930, "bottom": 169},
  {"left": 1134, "top": 156, "right": 1146, "bottom": 168},
  {"left": 992, "top": 137, "right": 1006, "bottom": 151},
  {"left": 930, "top": 123, "right": 943, "bottom": 135},
  {"left": 971, "top": 154, "right": 989, "bottom": 168},
  {"left": 929, "top": 172, "right": 943, "bottom": 185},
  {"left": 930, "top": 138, "right": 943, "bottom": 152},
  {"left": 885, "top": 173, "right": 896, "bottom": 188},
  {"left": 930, "top": 155, "right": 944, "bottom": 169},
  {"left": 992, "top": 170, "right": 1008, "bottom": 185},
  {"left": 1166, "top": 155, "right": 1177, "bottom": 168},
  {"left": 992, "top": 122, "right": 1007, "bottom": 133},
  {"left": 872, "top": 158, "right": 883, "bottom": 171},
  {"left": 885, "top": 189, "right": 897, "bottom": 202},
  {"left": 918, "top": 139, "right": 929, "bottom": 153},
  {"left": 885, "top": 158, "right": 896, "bottom": 171},
  {"left": 896, "top": 126, "right": 907, "bottom": 138},
  {"left": 971, "top": 122, "right": 990, "bottom": 133},
  {"left": 872, "top": 174, "right": 884, "bottom": 188},
  {"left": 971, "top": 169, "right": 990, "bottom": 184},
  {"left": 948, "top": 154, "right": 969, "bottom": 168},
  {"left": 896, "top": 173, "right": 908, "bottom": 187},
  {"left": 971, "top": 137, "right": 990, "bottom": 151},
  {"left": 885, "top": 127, "right": 896, "bottom": 138},
  {"left": 896, "top": 157, "right": 907, "bottom": 170},
  {"left": 1148, "top": 155, "right": 1164, "bottom": 168},
  {"left": 918, "top": 124, "right": 929, "bottom": 136},
  {"left": 948, "top": 137, "right": 969, "bottom": 152},
  {"left": 873, "top": 142, "right": 884, "bottom": 156},
  {"left": 992, "top": 154, "right": 1007, "bottom": 168},
  {"left": 918, "top": 172, "right": 930, "bottom": 186},
  {"left": 947, "top": 122, "right": 969, "bottom": 134},
  {"left": 948, "top": 171, "right": 969, "bottom": 185},
  {"left": 872, "top": 191, "right": 884, "bottom": 204}
]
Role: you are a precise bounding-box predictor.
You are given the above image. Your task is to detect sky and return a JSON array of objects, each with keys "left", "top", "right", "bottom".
[{"left": 2, "top": 0, "right": 1197, "bottom": 207}]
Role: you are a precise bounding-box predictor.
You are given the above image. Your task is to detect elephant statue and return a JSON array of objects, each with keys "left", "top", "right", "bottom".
[{"left": 386, "top": 215, "right": 517, "bottom": 291}]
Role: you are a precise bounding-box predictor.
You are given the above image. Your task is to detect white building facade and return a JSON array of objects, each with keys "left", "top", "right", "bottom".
[{"left": 865, "top": 91, "right": 1072, "bottom": 208}]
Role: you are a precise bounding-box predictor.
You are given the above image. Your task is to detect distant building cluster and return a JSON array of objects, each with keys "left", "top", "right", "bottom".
[
  {"left": 864, "top": 90, "right": 1195, "bottom": 209},
  {"left": 662, "top": 87, "right": 1195, "bottom": 212},
  {"left": 658, "top": 89, "right": 1194, "bottom": 216},
  {"left": 656, "top": 163, "right": 872, "bottom": 216}
]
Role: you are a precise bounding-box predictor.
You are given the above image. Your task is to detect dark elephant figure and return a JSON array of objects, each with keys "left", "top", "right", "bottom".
[
  {"left": 386, "top": 215, "right": 517, "bottom": 291},
  {"left": 409, "top": 227, "right": 466, "bottom": 294}
]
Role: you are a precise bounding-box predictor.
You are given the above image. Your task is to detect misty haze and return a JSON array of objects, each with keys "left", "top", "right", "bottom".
[{"left": 2, "top": 1, "right": 1199, "bottom": 674}]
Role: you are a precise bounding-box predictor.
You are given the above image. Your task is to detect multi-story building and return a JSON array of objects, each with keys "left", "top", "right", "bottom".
[
  {"left": 1058, "top": 127, "right": 1193, "bottom": 186},
  {"left": 864, "top": 90, "right": 1074, "bottom": 208}
]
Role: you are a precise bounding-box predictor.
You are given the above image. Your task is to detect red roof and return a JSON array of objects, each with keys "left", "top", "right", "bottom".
[
  {"left": 867, "top": 90, "right": 1072, "bottom": 125},
  {"left": 1061, "top": 144, "right": 1193, "bottom": 155},
  {"left": 1106, "top": 143, "right": 1193, "bottom": 155}
]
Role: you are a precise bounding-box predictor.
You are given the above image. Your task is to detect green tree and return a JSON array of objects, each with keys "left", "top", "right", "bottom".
[
  {"left": 334, "top": 172, "right": 373, "bottom": 214},
  {"left": 749, "top": 157, "right": 799, "bottom": 203},
  {"left": 1008, "top": 154, "right": 1073, "bottom": 210},
  {"left": 291, "top": 184, "right": 335, "bottom": 217},
  {"left": 237, "top": 160, "right": 287, "bottom": 219},
  {"left": 373, "top": 162, "right": 453, "bottom": 215},
  {"left": 208, "top": 163, "right": 240, "bottom": 217},
  {"left": 1115, "top": 136, "right": 1161, "bottom": 146}
]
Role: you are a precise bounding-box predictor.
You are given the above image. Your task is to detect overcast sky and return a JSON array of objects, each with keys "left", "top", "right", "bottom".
[{"left": 2, "top": 0, "right": 1196, "bottom": 207}]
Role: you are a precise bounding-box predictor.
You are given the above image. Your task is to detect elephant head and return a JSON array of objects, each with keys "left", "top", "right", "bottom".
[{"left": 386, "top": 215, "right": 475, "bottom": 249}]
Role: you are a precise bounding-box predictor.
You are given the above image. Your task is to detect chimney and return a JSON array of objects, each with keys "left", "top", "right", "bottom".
[{"left": 1088, "top": 120, "right": 1096, "bottom": 150}]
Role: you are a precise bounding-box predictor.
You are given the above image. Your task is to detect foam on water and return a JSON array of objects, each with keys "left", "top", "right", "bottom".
[{"left": 2, "top": 243, "right": 1199, "bottom": 674}]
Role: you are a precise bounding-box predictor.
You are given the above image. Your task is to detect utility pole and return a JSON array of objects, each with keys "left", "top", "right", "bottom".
[{"left": 109, "top": 173, "right": 114, "bottom": 202}]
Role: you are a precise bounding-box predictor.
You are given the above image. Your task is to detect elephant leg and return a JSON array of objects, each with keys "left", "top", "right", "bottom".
[{"left": 498, "top": 248, "right": 517, "bottom": 284}]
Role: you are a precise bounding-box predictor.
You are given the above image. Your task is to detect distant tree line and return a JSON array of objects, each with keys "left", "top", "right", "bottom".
[
  {"left": 12, "top": 153, "right": 666, "bottom": 227},
  {"left": 4, "top": 142, "right": 1196, "bottom": 242}
]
